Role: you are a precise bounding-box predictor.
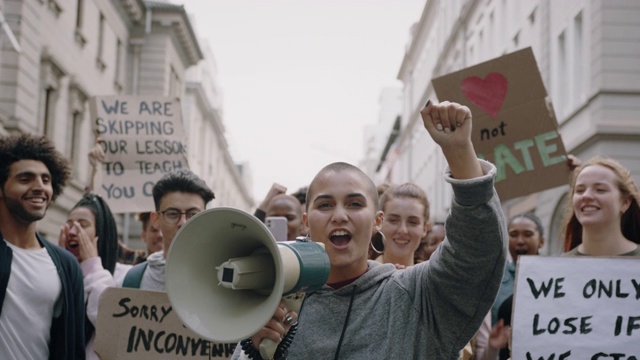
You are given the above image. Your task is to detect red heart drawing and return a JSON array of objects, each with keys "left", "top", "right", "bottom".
[{"left": 461, "top": 73, "right": 508, "bottom": 118}]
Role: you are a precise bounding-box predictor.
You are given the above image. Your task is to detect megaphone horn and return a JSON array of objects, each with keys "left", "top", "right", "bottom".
[{"left": 166, "top": 207, "right": 330, "bottom": 358}]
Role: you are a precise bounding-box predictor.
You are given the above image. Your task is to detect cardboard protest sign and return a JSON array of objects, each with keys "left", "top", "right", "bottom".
[
  {"left": 432, "top": 47, "right": 569, "bottom": 201},
  {"left": 89, "top": 96, "right": 189, "bottom": 213},
  {"left": 95, "top": 287, "right": 236, "bottom": 359},
  {"left": 511, "top": 256, "right": 640, "bottom": 359}
]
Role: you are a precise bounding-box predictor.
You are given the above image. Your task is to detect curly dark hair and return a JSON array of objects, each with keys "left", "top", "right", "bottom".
[{"left": 0, "top": 133, "right": 71, "bottom": 200}]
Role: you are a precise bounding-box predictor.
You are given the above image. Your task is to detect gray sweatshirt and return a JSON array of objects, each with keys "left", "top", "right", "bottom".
[
  {"left": 234, "top": 160, "right": 507, "bottom": 359},
  {"left": 139, "top": 251, "right": 166, "bottom": 291}
]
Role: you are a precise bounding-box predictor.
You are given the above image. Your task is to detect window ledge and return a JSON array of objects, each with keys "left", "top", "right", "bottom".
[
  {"left": 47, "top": 0, "right": 63, "bottom": 17},
  {"left": 74, "top": 29, "right": 86, "bottom": 48},
  {"left": 96, "top": 58, "right": 106, "bottom": 72}
]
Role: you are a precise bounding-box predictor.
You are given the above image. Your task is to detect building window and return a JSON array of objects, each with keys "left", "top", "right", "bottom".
[
  {"left": 42, "top": 88, "right": 56, "bottom": 137},
  {"left": 40, "top": 60, "right": 64, "bottom": 137},
  {"left": 489, "top": 12, "right": 495, "bottom": 54},
  {"left": 573, "top": 11, "right": 584, "bottom": 104},
  {"left": 500, "top": 0, "right": 507, "bottom": 43},
  {"left": 169, "top": 66, "right": 181, "bottom": 98},
  {"left": 478, "top": 30, "right": 484, "bottom": 61},
  {"left": 75, "top": 0, "right": 83, "bottom": 28},
  {"left": 198, "top": 122, "right": 206, "bottom": 169},
  {"left": 557, "top": 31, "right": 567, "bottom": 116},
  {"left": 529, "top": 7, "right": 536, "bottom": 25},
  {"left": 47, "top": 0, "right": 62, "bottom": 17},
  {"left": 70, "top": 111, "right": 83, "bottom": 176},
  {"left": 69, "top": 86, "right": 87, "bottom": 177},
  {"left": 114, "top": 38, "right": 123, "bottom": 91},
  {"left": 74, "top": 0, "right": 86, "bottom": 46},
  {"left": 549, "top": 192, "right": 569, "bottom": 255},
  {"left": 96, "top": 13, "right": 106, "bottom": 71},
  {"left": 510, "top": 0, "right": 520, "bottom": 35}
]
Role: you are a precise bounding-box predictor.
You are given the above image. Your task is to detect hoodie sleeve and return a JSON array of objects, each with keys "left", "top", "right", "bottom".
[
  {"left": 423, "top": 159, "right": 507, "bottom": 356},
  {"left": 81, "top": 257, "right": 116, "bottom": 326}
]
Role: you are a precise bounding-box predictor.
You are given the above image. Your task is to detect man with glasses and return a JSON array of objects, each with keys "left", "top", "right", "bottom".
[{"left": 121, "top": 169, "right": 215, "bottom": 290}]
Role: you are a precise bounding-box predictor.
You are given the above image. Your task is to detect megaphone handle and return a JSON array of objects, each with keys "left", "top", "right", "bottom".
[
  {"left": 258, "top": 339, "right": 278, "bottom": 360},
  {"left": 259, "top": 293, "right": 306, "bottom": 360}
]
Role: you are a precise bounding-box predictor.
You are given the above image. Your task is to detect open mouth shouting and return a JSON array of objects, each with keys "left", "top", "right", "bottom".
[
  {"left": 64, "top": 237, "right": 81, "bottom": 261},
  {"left": 329, "top": 229, "right": 352, "bottom": 249},
  {"left": 513, "top": 248, "right": 529, "bottom": 256}
]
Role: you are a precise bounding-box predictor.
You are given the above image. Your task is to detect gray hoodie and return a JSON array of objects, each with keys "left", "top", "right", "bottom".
[
  {"left": 139, "top": 251, "right": 166, "bottom": 291},
  {"left": 234, "top": 160, "right": 507, "bottom": 359}
]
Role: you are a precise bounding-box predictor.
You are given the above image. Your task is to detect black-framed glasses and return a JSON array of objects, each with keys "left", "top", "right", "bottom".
[{"left": 158, "top": 209, "right": 200, "bottom": 225}]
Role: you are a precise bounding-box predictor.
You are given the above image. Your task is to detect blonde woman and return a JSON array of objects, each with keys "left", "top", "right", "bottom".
[{"left": 564, "top": 155, "right": 640, "bottom": 256}]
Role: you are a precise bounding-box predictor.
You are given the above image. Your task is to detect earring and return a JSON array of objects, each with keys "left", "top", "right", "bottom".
[{"left": 370, "top": 230, "right": 385, "bottom": 254}]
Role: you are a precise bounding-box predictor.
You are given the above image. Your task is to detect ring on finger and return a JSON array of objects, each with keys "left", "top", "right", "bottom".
[{"left": 284, "top": 315, "right": 294, "bottom": 325}]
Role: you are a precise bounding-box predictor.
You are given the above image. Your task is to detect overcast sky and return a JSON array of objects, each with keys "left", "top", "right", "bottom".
[{"left": 179, "top": 0, "right": 425, "bottom": 203}]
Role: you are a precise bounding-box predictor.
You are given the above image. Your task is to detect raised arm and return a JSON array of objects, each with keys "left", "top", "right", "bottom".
[
  {"left": 253, "top": 183, "right": 287, "bottom": 222},
  {"left": 418, "top": 100, "right": 507, "bottom": 354},
  {"left": 85, "top": 138, "right": 105, "bottom": 194}
]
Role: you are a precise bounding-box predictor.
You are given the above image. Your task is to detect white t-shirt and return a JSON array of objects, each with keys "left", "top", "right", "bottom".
[{"left": 0, "top": 241, "right": 62, "bottom": 359}]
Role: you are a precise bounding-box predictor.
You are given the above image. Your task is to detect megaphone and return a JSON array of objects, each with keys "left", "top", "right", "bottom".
[{"left": 166, "top": 207, "right": 330, "bottom": 359}]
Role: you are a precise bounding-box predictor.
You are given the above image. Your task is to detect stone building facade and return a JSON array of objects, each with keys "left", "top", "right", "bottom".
[
  {"left": 371, "top": 0, "right": 640, "bottom": 254},
  {"left": 0, "top": 0, "right": 253, "bottom": 247}
]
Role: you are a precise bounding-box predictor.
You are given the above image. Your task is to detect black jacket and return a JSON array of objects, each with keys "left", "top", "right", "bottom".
[{"left": 0, "top": 232, "right": 85, "bottom": 360}]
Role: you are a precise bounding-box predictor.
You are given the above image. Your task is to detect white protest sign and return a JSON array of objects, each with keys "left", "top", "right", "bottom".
[
  {"left": 512, "top": 256, "right": 640, "bottom": 359},
  {"left": 89, "top": 96, "right": 189, "bottom": 213},
  {"left": 95, "top": 287, "right": 236, "bottom": 359}
]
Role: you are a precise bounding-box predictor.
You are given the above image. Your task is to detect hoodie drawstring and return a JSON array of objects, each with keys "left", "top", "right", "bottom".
[{"left": 333, "top": 284, "right": 357, "bottom": 360}]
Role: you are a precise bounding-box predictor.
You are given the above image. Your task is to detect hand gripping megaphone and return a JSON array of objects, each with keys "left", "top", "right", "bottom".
[{"left": 165, "top": 207, "right": 330, "bottom": 359}]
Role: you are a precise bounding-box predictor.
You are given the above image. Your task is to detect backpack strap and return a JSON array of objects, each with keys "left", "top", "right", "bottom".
[{"left": 122, "top": 261, "right": 148, "bottom": 289}]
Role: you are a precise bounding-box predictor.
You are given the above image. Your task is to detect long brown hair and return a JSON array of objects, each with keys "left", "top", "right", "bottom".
[{"left": 563, "top": 156, "right": 640, "bottom": 251}]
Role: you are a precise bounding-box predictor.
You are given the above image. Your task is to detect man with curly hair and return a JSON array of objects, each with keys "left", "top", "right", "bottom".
[{"left": 0, "top": 133, "right": 85, "bottom": 359}]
